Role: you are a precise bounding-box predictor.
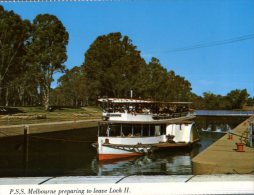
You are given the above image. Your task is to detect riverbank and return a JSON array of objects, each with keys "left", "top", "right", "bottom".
[
  {"left": 0, "top": 106, "right": 102, "bottom": 137},
  {"left": 192, "top": 115, "right": 254, "bottom": 174},
  {"left": 0, "top": 106, "right": 101, "bottom": 126},
  {"left": 0, "top": 119, "right": 99, "bottom": 138}
]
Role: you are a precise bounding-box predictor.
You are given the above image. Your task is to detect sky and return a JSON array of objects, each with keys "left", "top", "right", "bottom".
[{"left": 1, "top": 0, "right": 254, "bottom": 97}]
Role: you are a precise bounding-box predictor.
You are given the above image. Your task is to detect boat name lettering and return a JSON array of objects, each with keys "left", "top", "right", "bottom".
[{"left": 107, "top": 113, "right": 121, "bottom": 117}]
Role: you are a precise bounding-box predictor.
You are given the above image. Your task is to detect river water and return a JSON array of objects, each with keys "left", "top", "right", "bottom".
[{"left": 0, "top": 116, "right": 247, "bottom": 177}]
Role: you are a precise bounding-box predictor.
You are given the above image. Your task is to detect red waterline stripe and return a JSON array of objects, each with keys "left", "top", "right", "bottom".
[{"left": 98, "top": 153, "right": 143, "bottom": 160}]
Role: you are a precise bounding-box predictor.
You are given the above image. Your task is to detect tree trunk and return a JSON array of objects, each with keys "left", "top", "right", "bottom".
[
  {"left": 18, "top": 86, "right": 25, "bottom": 106},
  {"left": 5, "top": 87, "right": 9, "bottom": 107},
  {"left": 0, "top": 78, "right": 4, "bottom": 106},
  {"left": 0, "top": 86, "right": 2, "bottom": 106},
  {"left": 75, "top": 99, "right": 78, "bottom": 108},
  {"left": 43, "top": 86, "right": 50, "bottom": 111}
]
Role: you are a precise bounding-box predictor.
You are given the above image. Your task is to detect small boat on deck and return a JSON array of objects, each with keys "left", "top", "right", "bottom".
[{"left": 93, "top": 98, "right": 199, "bottom": 160}]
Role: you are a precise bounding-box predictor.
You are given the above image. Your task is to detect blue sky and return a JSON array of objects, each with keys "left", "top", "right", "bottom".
[{"left": 1, "top": 0, "right": 254, "bottom": 97}]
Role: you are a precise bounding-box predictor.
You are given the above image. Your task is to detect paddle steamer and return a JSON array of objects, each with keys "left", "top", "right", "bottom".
[{"left": 94, "top": 98, "right": 199, "bottom": 160}]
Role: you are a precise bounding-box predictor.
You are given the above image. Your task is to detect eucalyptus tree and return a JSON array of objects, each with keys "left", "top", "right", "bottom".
[
  {"left": 165, "top": 71, "right": 192, "bottom": 101},
  {"left": 82, "top": 32, "right": 147, "bottom": 101},
  {"left": 57, "top": 66, "right": 87, "bottom": 107},
  {"left": 247, "top": 97, "right": 254, "bottom": 106},
  {"left": 29, "top": 14, "right": 68, "bottom": 110},
  {"left": 0, "top": 5, "right": 31, "bottom": 106},
  {"left": 10, "top": 71, "right": 40, "bottom": 106},
  {"left": 144, "top": 57, "right": 169, "bottom": 100},
  {"left": 226, "top": 89, "right": 249, "bottom": 109}
]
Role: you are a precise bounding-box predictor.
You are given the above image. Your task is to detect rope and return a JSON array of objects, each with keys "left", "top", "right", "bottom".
[
  {"left": 0, "top": 131, "right": 95, "bottom": 143},
  {"left": 229, "top": 132, "right": 248, "bottom": 139},
  {"left": 28, "top": 135, "right": 95, "bottom": 143},
  {"left": 0, "top": 130, "right": 95, "bottom": 143},
  {"left": 0, "top": 131, "right": 9, "bottom": 136},
  {"left": 0, "top": 130, "right": 20, "bottom": 137}
]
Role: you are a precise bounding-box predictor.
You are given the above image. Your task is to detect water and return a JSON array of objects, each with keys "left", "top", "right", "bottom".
[{"left": 0, "top": 116, "right": 247, "bottom": 177}]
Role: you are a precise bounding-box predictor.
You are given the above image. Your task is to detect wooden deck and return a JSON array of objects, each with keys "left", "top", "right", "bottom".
[{"left": 192, "top": 115, "right": 254, "bottom": 174}]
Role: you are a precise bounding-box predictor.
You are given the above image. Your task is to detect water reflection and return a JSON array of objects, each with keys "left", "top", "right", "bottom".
[
  {"left": 91, "top": 150, "right": 193, "bottom": 176},
  {"left": 195, "top": 116, "right": 247, "bottom": 133},
  {"left": 201, "top": 124, "right": 231, "bottom": 133}
]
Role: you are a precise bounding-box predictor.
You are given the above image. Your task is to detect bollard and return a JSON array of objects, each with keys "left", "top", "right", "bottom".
[
  {"left": 235, "top": 142, "right": 245, "bottom": 152},
  {"left": 227, "top": 133, "right": 233, "bottom": 140},
  {"left": 23, "top": 125, "right": 29, "bottom": 175}
]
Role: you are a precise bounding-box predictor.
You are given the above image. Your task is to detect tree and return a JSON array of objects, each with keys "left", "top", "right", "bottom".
[
  {"left": 144, "top": 57, "right": 169, "bottom": 100},
  {"left": 246, "top": 97, "right": 254, "bottom": 106},
  {"left": 167, "top": 72, "right": 192, "bottom": 101},
  {"left": 190, "top": 93, "right": 205, "bottom": 109},
  {"left": 226, "top": 89, "right": 249, "bottom": 109},
  {"left": 0, "top": 5, "right": 31, "bottom": 106},
  {"left": 82, "top": 32, "right": 147, "bottom": 101},
  {"left": 202, "top": 92, "right": 229, "bottom": 110},
  {"left": 28, "top": 14, "right": 68, "bottom": 110},
  {"left": 56, "top": 66, "right": 88, "bottom": 107}
]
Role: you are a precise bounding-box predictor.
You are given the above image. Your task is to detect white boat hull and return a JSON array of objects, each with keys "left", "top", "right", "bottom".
[
  {"left": 96, "top": 123, "right": 199, "bottom": 160},
  {"left": 97, "top": 135, "right": 165, "bottom": 160}
]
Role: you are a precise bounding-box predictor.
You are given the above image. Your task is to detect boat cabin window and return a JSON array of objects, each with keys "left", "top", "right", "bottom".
[
  {"left": 142, "top": 125, "right": 150, "bottom": 136},
  {"left": 141, "top": 124, "right": 166, "bottom": 136},
  {"left": 155, "top": 125, "right": 161, "bottom": 136},
  {"left": 109, "top": 125, "right": 121, "bottom": 136},
  {"left": 148, "top": 125, "right": 162, "bottom": 136},
  {"left": 122, "top": 125, "right": 132, "bottom": 136},
  {"left": 98, "top": 124, "right": 108, "bottom": 136},
  {"left": 161, "top": 124, "right": 166, "bottom": 135},
  {"left": 99, "top": 123, "right": 166, "bottom": 137},
  {"left": 133, "top": 125, "right": 142, "bottom": 136},
  {"left": 98, "top": 124, "right": 121, "bottom": 136}
]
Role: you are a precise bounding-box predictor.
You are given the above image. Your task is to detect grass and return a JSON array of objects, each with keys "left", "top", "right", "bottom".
[{"left": 0, "top": 106, "right": 102, "bottom": 126}]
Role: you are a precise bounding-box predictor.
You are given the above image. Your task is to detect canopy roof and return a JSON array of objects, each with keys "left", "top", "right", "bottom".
[{"left": 98, "top": 98, "right": 192, "bottom": 104}]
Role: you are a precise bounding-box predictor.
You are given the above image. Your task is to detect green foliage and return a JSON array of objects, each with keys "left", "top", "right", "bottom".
[
  {"left": 226, "top": 89, "right": 249, "bottom": 109},
  {"left": 192, "top": 89, "right": 250, "bottom": 110},
  {"left": 189, "top": 93, "right": 205, "bottom": 109},
  {"left": 28, "top": 14, "right": 69, "bottom": 110},
  {"left": 144, "top": 57, "right": 168, "bottom": 100},
  {"left": 142, "top": 58, "right": 192, "bottom": 101},
  {"left": 202, "top": 92, "right": 230, "bottom": 110},
  {"left": 52, "top": 66, "right": 88, "bottom": 107},
  {"left": 0, "top": 5, "right": 31, "bottom": 105},
  {"left": 81, "top": 32, "right": 192, "bottom": 103},
  {"left": 82, "top": 32, "right": 147, "bottom": 100},
  {"left": 246, "top": 97, "right": 254, "bottom": 106}
]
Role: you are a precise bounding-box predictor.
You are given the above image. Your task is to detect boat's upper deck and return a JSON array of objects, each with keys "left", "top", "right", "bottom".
[{"left": 98, "top": 98, "right": 194, "bottom": 122}]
